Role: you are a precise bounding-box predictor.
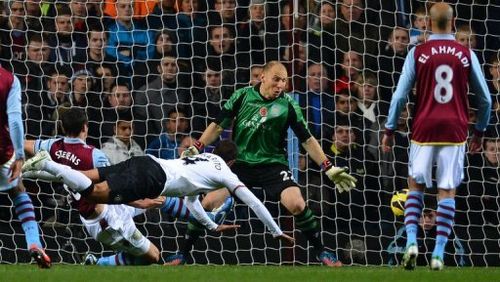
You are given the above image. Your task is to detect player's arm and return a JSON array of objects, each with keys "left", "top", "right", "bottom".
[
  {"left": 183, "top": 89, "right": 246, "bottom": 157},
  {"left": 468, "top": 51, "right": 493, "bottom": 152},
  {"left": 288, "top": 98, "right": 356, "bottom": 192},
  {"left": 6, "top": 76, "right": 24, "bottom": 182},
  {"left": 184, "top": 195, "right": 240, "bottom": 232},
  {"left": 469, "top": 51, "right": 492, "bottom": 134},
  {"left": 382, "top": 47, "right": 416, "bottom": 152},
  {"left": 24, "top": 140, "right": 36, "bottom": 156},
  {"left": 384, "top": 47, "right": 416, "bottom": 133}
]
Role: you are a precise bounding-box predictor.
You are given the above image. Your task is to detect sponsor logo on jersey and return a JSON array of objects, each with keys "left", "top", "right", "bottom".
[{"left": 259, "top": 107, "right": 268, "bottom": 117}]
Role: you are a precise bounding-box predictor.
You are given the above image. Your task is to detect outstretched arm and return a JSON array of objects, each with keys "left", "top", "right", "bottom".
[
  {"left": 301, "top": 137, "right": 357, "bottom": 193},
  {"left": 181, "top": 122, "right": 224, "bottom": 157},
  {"left": 234, "top": 186, "right": 294, "bottom": 244},
  {"left": 184, "top": 195, "right": 239, "bottom": 232}
]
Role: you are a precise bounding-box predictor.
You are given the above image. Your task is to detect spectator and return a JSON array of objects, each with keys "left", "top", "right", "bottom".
[
  {"left": 387, "top": 206, "right": 467, "bottom": 267},
  {"left": 192, "top": 66, "right": 232, "bottom": 135},
  {"left": 367, "top": 105, "right": 410, "bottom": 202},
  {"left": 237, "top": 0, "right": 276, "bottom": 66},
  {"left": 487, "top": 53, "right": 500, "bottom": 136},
  {"left": 133, "top": 29, "right": 179, "bottom": 89},
  {"left": 25, "top": 66, "right": 71, "bottom": 138},
  {"left": 73, "top": 24, "right": 113, "bottom": 77},
  {"left": 208, "top": 0, "right": 237, "bottom": 28},
  {"left": 92, "top": 82, "right": 134, "bottom": 147},
  {"left": 308, "top": 1, "right": 337, "bottom": 72},
  {"left": 94, "top": 63, "right": 118, "bottom": 96},
  {"left": 47, "top": 5, "right": 81, "bottom": 66},
  {"left": 68, "top": 69, "right": 94, "bottom": 108},
  {"left": 334, "top": 51, "right": 363, "bottom": 95},
  {"left": 203, "top": 25, "right": 248, "bottom": 88},
  {"left": 273, "top": 2, "right": 307, "bottom": 62},
  {"left": 335, "top": 0, "right": 379, "bottom": 69},
  {"left": 147, "top": 0, "right": 177, "bottom": 30},
  {"left": 134, "top": 56, "right": 191, "bottom": 147},
  {"left": 354, "top": 72, "right": 380, "bottom": 124},
  {"left": 378, "top": 27, "right": 410, "bottom": 115},
  {"left": 101, "top": 112, "right": 144, "bottom": 165},
  {"left": 0, "top": 0, "right": 28, "bottom": 72},
  {"left": 299, "top": 63, "right": 335, "bottom": 140},
  {"left": 455, "top": 24, "right": 483, "bottom": 64},
  {"left": 174, "top": 0, "right": 207, "bottom": 59},
  {"left": 249, "top": 64, "right": 263, "bottom": 87},
  {"left": 13, "top": 33, "right": 52, "bottom": 91},
  {"left": 409, "top": 6, "right": 428, "bottom": 46},
  {"left": 459, "top": 138, "right": 500, "bottom": 226},
  {"left": 105, "top": 0, "right": 155, "bottom": 76},
  {"left": 333, "top": 89, "right": 372, "bottom": 146},
  {"left": 103, "top": 0, "right": 158, "bottom": 19},
  {"left": 145, "top": 108, "right": 190, "bottom": 160},
  {"left": 324, "top": 121, "right": 378, "bottom": 231}
]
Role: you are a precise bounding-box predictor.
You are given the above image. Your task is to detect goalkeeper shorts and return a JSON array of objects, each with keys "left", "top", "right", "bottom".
[{"left": 232, "top": 163, "right": 298, "bottom": 202}]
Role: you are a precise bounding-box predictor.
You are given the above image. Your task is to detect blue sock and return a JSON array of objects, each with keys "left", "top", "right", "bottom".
[
  {"left": 404, "top": 191, "right": 424, "bottom": 248},
  {"left": 432, "top": 198, "right": 455, "bottom": 260},
  {"left": 161, "top": 197, "right": 192, "bottom": 221},
  {"left": 97, "top": 252, "right": 150, "bottom": 266},
  {"left": 13, "top": 193, "right": 42, "bottom": 249}
]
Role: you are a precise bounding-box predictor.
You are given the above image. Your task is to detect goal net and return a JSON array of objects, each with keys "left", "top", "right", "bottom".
[{"left": 0, "top": 0, "right": 498, "bottom": 266}]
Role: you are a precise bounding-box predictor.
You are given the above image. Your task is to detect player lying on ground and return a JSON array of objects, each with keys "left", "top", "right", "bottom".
[
  {"left": 22, "top": 108, "right": 235, "bottom": 266},
  {"left": 23, "top": 141, "right": 294, "bottom": 244}
]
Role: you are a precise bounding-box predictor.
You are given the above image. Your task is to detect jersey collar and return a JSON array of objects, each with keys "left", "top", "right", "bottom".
[
  {"left": 428, "top": 34, "right": 455, "bottom": 41},
  {"left": 63, "top": 137, "right": 86, "bottom": 144}
]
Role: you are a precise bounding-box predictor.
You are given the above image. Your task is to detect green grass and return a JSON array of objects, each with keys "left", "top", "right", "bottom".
[{"left": 0, "top": 265, "right": 499, "bottom": 282}]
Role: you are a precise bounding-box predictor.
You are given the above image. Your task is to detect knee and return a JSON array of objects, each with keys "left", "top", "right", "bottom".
[{"left": 8, "top": 184, "right": 25, "bottom": 197}]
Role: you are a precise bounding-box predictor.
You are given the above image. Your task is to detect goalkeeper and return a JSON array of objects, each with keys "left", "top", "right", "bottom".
[{"left": 178, "top": 61, "right": 357, "bottom": 267}]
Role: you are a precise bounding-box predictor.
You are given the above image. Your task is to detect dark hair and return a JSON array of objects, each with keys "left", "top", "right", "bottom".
[
  {"left": 213, "top": 140, "right": 238, "bottom": 162},
  {"left": 61, "top": 108, "right": 88, "bottom": 137}
]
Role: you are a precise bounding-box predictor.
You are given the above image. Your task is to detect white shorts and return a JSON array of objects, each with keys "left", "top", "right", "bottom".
[
  {"left": 81, "top": 204, "right": 150, "bottom": 256},
  {"left": 408, "top": 142, "right": 465, "bottom": 189},
  {"left": 0, "top": 155, "right": 18, "bottom": 192}
]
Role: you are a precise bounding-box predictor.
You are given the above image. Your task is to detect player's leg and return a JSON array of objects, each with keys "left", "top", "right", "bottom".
[
  {"left": 2, "top": 156, "right": 51, "bottom": 268},
  {"left": 23, "top": 151, "right": 95, "bottom": 192},
  {"left": 280, "top": 185, "right": 341, "bottom": 267},
  {"left": 164, "top": 189, "right": 232, "bottom": 265},
  {"left": 9, "top": 183, "right": 51, "bottom": 268},
  {"left": 85, "top": 206, "right": 160, "bottom": 266},
  {"left": 92, "top": 240, "right": 160, "bottom": 266},
  {"left": 402, "top": 143, "right": 432, "bottom": 270},
  {"left": 430, "top": 145, "right": 464, "bottom": 270}
]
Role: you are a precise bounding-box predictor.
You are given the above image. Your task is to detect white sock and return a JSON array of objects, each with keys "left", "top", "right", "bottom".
[{"left": 44, "top": 161, "right": 92, "bottom": 192}]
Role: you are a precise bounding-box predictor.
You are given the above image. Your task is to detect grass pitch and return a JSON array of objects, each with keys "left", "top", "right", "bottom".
[{"left": 0, "top": 264, "right": 498, "bottom": 282}]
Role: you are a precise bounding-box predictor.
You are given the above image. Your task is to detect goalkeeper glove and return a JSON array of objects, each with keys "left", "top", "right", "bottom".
[
  {"left": 181, "top": 140, "right": 205, "bottom": 158},
  {"left": 322, "top": 160, "right": 357, "bottom": 193}
]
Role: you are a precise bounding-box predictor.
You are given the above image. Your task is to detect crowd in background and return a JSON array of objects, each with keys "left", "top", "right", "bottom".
[{"left": 0, "top": 0, "right": 498, "bottom": 259}]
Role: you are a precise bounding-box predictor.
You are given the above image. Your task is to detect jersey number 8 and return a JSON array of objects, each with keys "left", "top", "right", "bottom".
[{"left": 434, "top": 64, "right": 454, "bottom": 104}]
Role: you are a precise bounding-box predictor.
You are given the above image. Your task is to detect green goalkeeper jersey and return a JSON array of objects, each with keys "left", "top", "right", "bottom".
[{"left": 216, "top": 84, "right": 312, "bottom": 166}]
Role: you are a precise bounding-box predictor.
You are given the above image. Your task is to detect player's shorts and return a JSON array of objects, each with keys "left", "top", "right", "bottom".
[
  {"left": 408, "top": 142, "right": 465, "bottom": 189},
  {"left": 0, "top": 154, "right": 19, "bottom": 191},
  {"left": 97, "top": 156, "right": 166, "bottom": 204},
  {"left": 81, "top": 204, "right": 150, "bottom": 256},
  {"left": 231, "top": 162, "right": 298, "bottom": 201}
]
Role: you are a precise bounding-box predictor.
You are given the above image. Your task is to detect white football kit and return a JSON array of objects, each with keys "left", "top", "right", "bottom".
[{"left": 149, "top": 153, "right": 283, "bottom": 236}]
